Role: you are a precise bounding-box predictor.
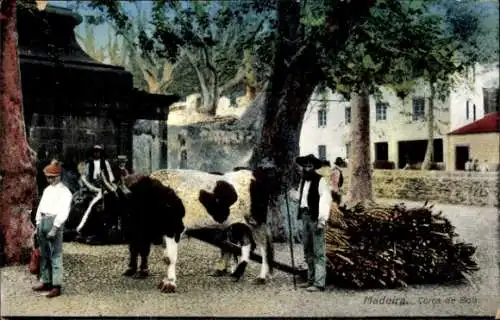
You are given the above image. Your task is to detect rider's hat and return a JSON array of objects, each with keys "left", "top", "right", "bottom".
[{"left": 117, "top": 155, "right": 128, "bottom": 162}]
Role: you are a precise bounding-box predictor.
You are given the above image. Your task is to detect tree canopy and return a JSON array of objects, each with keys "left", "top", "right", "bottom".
[{"left": 77, "top": 0, "right": 276, "bottom": 113}]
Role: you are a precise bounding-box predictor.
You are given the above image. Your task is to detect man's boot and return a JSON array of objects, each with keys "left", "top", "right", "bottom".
[
  {"left": 134, "top": 268, "right": 149, "bottom": 279},
  {"left": 46, "top": 286, "right": 61, "bottom": 298},
  {"left": 32, "top": 283, "right": 52, "bottom": 292},
  {"left": 123, "top": 267, "right": 136, "bottom": 277},
  {"left": 123, "top": 260, "right": 137, "bottom": 277}
]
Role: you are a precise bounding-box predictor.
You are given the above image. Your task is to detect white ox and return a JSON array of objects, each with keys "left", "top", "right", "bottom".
[
  {"left": 77, "top": 167, "right": 275, "bottom": 293},
  {"left": 149, "top": 168, "right": 274, "bottom": 292}
]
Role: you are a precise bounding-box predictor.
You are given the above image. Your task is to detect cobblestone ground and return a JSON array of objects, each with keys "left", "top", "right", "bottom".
[{"left": 1, "top": 199, "right": 498, "bottom": 317}]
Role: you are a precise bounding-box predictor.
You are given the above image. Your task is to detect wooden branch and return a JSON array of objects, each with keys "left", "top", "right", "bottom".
[
  {"left": 284, "top": 43, "right": 309, "bottom": 68},
  {"left": 218, "top": 67, "right": 246, "bottom": 95},
  {"left": 182, "top": 47, "right": 209, "bottom": 93},
  {"left": 201, "top": 43, "right": 217, "bottom": 75},
  {"left": 246, "top": 18, "right": 266, "bottom": 45}
]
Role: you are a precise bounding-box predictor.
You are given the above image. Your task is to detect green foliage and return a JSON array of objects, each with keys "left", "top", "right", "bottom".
[
  {"left": 438, "top": 0, "right": 499, "bottom": 65},
  {"left": 321, "top": 0, "right": 462, "bottom": 101},
  {"left": 80, "top": 0, "right": 276, "bottom": 109}
]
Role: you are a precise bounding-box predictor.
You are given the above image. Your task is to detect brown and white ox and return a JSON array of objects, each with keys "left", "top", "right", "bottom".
[{"left": 75, "top": 167, "right": 275, "bottom": 293}]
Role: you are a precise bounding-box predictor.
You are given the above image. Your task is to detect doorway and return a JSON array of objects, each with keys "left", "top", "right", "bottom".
[
  {"left": 455, "top": 146, "right": 469, "bottom": 170},
  {"left": 375, "top": 142, "right": 389, "bottom": 161}
]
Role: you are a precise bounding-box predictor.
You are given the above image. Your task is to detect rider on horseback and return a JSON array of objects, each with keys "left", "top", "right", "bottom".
[{"left": 75, "top": 145, "right": 116, "bottom": 240}]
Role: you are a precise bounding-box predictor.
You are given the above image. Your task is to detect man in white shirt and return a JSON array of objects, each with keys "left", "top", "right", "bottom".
[
  {"left": 294, "top": 154, "right": 332, "bottom": 292},
  {"left": 32, "top": 160, "right": 73, "bottom": 298},
  {"left": 464, "top": 159, "right": 472, "bottom": 171}
]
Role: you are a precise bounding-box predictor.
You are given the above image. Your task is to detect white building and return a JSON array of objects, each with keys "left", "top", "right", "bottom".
[{"left": 299, "top": 63, "right": 499, "bottom": 169}]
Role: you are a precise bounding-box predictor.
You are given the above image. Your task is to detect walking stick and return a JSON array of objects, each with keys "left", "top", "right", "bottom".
[{"left": 283, "top": 180, "right": 297, "bottom": 290}]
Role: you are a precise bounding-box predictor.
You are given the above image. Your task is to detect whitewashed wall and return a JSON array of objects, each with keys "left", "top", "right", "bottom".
[{"left": 299, "top": 63, "right": 499, "bottom": 169}]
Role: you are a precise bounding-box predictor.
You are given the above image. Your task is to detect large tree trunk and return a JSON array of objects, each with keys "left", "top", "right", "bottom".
[
  {"left": 245, "top": 0, "right": 375, "bottom": 240},
  {"left": 346, "top": 88, "right": 373, "bottom": 205},
  {"left": 247, "top": 0, "right": 321, "bottom": 241},
  {"left": 421, "top": 82, "right": 436, "bottom": 171},
  {"left": 0, "top": 0, "right": 37, "bottom": 265},
  {"left": 251, "top": 71, "right": 319, "bottom": 241}
]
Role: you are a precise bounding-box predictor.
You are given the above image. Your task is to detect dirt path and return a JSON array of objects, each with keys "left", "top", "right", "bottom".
[{"left": 1, "top": 199, "right": 498, "bottom": 317}]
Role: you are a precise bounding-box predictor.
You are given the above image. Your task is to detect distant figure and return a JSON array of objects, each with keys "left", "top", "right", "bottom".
[
  {"left": 464, "top": 159, "right": 473, "bottom": 171},
  {"left": 116, "top": 155, "right": 130, "bottom": 181},
  {"left": 480, "top": 160, "right": 489, "bottom": 172},
  {"left": 402, "top": 154, "right": 411, "bottom": 170},
  {"left": 333, "top": 157, "right": 347, "bottom": 168},
  {"left": 178, "top": 133, "right": 188, "bottom": 169},
  {"left": 114, "top": 155, "right": 132, "bottom": 195},
  {"left": 473, "top": 159, "right": 479, "bottom": 171},
  {"left": 61, "top": 148, "right": 80, "bottom": 193}
]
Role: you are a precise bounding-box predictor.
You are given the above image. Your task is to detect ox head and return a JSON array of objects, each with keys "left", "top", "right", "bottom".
[{"left": 199, "top": 180, "right": 238, "bottom": 223}]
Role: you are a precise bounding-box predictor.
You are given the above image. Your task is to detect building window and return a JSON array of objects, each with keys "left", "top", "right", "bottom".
[
  {"left": 318, "top": 145, "right": 326, "bottom": 160},
  {"left": 376, "top": 102, "right": 388, "bottom": 121},
  {"left": 473, "top": 104, "right": 476, "bottom": 120},
  {"left": 345, "top": 143, "right": 351, "bottom": 159},
  {"left": 345, "top": 107, "right": 351, "bottom": 124},
  {"left": 317, "top": 108, "right": 327, "bottom": 127},
  {"left": 466, "top": 100, "right": 469, "bottom": 120},
  {"left": 412, "top": 97, "right": 425, "bottom": 121}
]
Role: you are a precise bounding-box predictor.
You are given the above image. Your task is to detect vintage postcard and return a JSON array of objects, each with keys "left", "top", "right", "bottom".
[{"left": 0, "top": 0, "right": 498, "bottom": 318}]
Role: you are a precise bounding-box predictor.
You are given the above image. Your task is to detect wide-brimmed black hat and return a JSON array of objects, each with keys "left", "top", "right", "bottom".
[
  {"left": 334, "top": 157, "right": 344, "bottom": 166},
  {"left": 295, "top": 154, "right": 324, "bottom": 169}
]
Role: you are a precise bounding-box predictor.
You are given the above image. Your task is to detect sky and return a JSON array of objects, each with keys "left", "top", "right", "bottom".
[{"left": 48, "top": 0, "right": 152, "bottom": 50}]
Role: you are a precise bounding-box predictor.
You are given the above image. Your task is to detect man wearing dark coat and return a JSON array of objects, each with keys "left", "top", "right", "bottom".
[
  {"left": 293, "top": 154, "right": 333, "bottom": 292},
  {"left": 76, "top": 145, "right": 115, "bottom": 236}
]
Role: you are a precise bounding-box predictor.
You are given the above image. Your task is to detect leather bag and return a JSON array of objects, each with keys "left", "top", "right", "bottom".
[{"left": 28, "top": 248, "right": 40, "bottom": 275}]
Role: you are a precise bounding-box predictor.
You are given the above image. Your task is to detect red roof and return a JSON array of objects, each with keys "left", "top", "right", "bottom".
[{"left": 448, "top": 112, "right": 500, "bottom": 135}]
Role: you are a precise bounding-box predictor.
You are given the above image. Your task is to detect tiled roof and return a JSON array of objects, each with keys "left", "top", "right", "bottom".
[{"left": 448, "top": 112, "right": 500, "bottom": 135}]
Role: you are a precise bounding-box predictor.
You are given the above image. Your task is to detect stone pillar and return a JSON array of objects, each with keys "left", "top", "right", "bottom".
[{"left": 388, "top": 139, "right": 399, "bottom": 168}]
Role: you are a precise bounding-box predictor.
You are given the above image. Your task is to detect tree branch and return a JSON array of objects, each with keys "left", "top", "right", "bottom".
[
  {"left": 218, "top": 67, "right": 246, "bottom": 95},
  {"left": 182, "top": 47, "right": 209, "bottom": 94},
  {"left": 284, "top": 42, "right": 309, "bottom": 68},
  {"left": 201, "top": 44, "right": 217, "bottom": 75}
]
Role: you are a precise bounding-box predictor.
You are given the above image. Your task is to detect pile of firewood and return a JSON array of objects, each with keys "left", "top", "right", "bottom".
[{"left": 324, "top": 202, "right": 479, "bottom": 289}]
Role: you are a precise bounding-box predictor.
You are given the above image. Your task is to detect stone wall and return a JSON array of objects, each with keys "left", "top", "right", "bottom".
[
  {"left": 132, "top": 120, "right": 164, "bottom": 175},
  {"left": 167, "top": 122, "right": 256, "bottom": 172},
  {"left": 341, "top": 169, "right": 499, "bottom": 207},
  {"left": 29, "top": 114, "right": 119, "bottom": 159}
]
